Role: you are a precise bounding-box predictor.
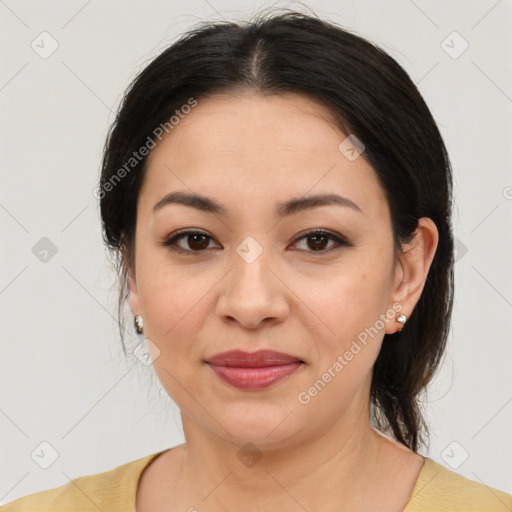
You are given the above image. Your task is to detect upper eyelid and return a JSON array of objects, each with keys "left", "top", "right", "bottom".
[{"left": 164, "top": 228, "right": 344, "bottom": 241}]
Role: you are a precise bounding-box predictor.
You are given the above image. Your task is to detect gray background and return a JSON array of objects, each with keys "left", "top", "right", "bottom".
[{"left": 1, "top": 0, "right": 511, "bottom": 504}]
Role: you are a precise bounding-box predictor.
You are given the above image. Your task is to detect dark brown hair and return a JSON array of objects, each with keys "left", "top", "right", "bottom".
[{"left": 98, "top": 9, "right": 454, "bottom": 453}]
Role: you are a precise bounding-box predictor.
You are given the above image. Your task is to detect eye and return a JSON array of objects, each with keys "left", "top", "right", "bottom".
[
  {"left": 292, "top": 230, "right": 351, "bottom": 253},
  {"left": 160, "top": 229, "right": 351, "bottom": 255},
  {"left": 160, "top": 230, "right": 218, "bottom": 253}
]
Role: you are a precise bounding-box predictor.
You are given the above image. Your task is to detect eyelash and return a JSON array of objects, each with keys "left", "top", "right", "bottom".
[{"left": 159, "top": 229, "right": 351, "bottom": 256}]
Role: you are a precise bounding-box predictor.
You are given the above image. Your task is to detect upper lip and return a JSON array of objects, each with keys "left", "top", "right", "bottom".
[{"left": 205, "top": 349, "right": 304, "bottom": 367}]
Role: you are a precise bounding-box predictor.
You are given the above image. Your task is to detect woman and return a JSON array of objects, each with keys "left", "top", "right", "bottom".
[{"left": 4, "top": 9, "right": 511, "bottom": 512}]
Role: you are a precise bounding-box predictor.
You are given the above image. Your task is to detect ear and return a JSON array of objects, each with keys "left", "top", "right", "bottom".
[
  {"left": 121, "top": 246, "right": 140, "bottom": 316},
  {"left": 385, "top": 217, "right": 439, "bottom": 334}
]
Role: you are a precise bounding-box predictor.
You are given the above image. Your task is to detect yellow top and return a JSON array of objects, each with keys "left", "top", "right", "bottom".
[{"left": 1, "top": 452, "right": 511, "bottom": 511}]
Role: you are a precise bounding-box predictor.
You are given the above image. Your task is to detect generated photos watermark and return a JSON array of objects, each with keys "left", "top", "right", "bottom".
[
  {"left": 94, "top": 97, "right": 198, "bottom": 200},
  {"left": 297, "top": 302, "right": 403, "bottom": 405}
]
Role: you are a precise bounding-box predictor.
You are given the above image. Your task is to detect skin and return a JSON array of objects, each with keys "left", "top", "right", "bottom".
[{"left": 125, "top": 91, "right": 439, "bottom": 511}]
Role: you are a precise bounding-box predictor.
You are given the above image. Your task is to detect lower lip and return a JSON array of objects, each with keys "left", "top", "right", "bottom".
[{"left": 207, "top": 362, "right": 302, "bottom": 390}]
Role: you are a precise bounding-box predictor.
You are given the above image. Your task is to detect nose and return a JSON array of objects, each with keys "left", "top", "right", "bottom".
[{"left": 215, "top": 247, "right": 290, "bottom": 330}]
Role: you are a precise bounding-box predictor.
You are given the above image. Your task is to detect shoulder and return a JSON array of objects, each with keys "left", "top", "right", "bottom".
[
  {"left": 0, "top": 452, "right": 162, "bottom": 512},
  {"left": 405, "top": 457, "right": 512, "bottom": 512}
]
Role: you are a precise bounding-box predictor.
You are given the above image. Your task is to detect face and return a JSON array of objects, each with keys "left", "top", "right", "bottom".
[{"left": 127, "top": 92, "right": 412, "bottom": 449}]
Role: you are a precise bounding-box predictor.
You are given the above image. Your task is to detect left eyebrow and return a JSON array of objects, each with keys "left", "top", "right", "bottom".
[{"left": 152, "top": 191, "right": 364, "bottom": 217}]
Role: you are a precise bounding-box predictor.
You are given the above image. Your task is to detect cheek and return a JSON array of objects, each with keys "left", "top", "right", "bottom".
[
  {"left": 289, "top": 271, "right": 388, "bottom": 417},
  {"left": 296, "top": 262, "right": 391, "bottom": 342},
  {"left": 291, "top": 259, "right": 393, "bottom": 390},
  {"left": 139, "top": 269, "right": 213, "bottom": 407},
  {"left": 136, "top": 256, "right": 222, "bottom": 371}
]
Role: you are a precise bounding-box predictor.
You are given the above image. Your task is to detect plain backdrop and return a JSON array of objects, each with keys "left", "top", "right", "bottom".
[{"left": 1, "top": 0, "right": 511, "bottom": 503}]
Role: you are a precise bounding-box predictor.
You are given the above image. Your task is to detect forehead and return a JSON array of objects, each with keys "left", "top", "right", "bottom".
[{"left": 139, "top": 92, "right": 389, "bottom": 222}]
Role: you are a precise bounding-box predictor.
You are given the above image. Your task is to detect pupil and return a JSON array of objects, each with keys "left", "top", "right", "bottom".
[
  {"left": 309, "top": 234, "right": 327, "bottom": 251},
  {"left": 190, "top": 234, "right": 208, "bottom": 250}
]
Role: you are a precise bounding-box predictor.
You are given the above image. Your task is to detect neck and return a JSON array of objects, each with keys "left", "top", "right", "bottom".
[{"left": 176, "top": 400, "right": 385, "bottom": 510}]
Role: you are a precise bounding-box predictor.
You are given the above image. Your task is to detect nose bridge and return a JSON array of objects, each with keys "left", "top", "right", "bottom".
[{"left": 230, "top": 233, "right": 275, "bottom": 296}]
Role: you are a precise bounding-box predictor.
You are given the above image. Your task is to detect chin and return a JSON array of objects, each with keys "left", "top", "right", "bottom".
[{"left": 214, "top": 404, "right": 300, "bottom": 446}]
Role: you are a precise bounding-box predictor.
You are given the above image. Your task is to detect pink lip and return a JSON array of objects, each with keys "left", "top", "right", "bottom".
[{"left": 205, "top": 350, "right": 304, "bottom": 390}]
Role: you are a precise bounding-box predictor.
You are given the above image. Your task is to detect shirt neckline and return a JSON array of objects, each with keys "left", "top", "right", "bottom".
[
  {"left": 130, "top": 449, "right": 169, "bottom": 512},
  {"left": 129, "top": 451, "right": 433, "bottom": 511}
]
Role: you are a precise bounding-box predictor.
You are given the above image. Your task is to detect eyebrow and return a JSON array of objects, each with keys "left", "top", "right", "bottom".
[{"left": 152, "top": 191, "right": 363, "bottom": 217}]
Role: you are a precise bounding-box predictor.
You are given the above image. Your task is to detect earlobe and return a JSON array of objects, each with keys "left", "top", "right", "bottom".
[
  {"left": 125, "top": 259, "right": 143, "bottom": 334},
  {"left": 128, "top": 280, "right": 140, "bottom": 316},
  {"left": 122, "top": 249, "right": 140, "bottom": 316}
]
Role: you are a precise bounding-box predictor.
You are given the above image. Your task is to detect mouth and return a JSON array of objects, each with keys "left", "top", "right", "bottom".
[{"left": 204, "top": 349, "right": 305, "bottom": 390}]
